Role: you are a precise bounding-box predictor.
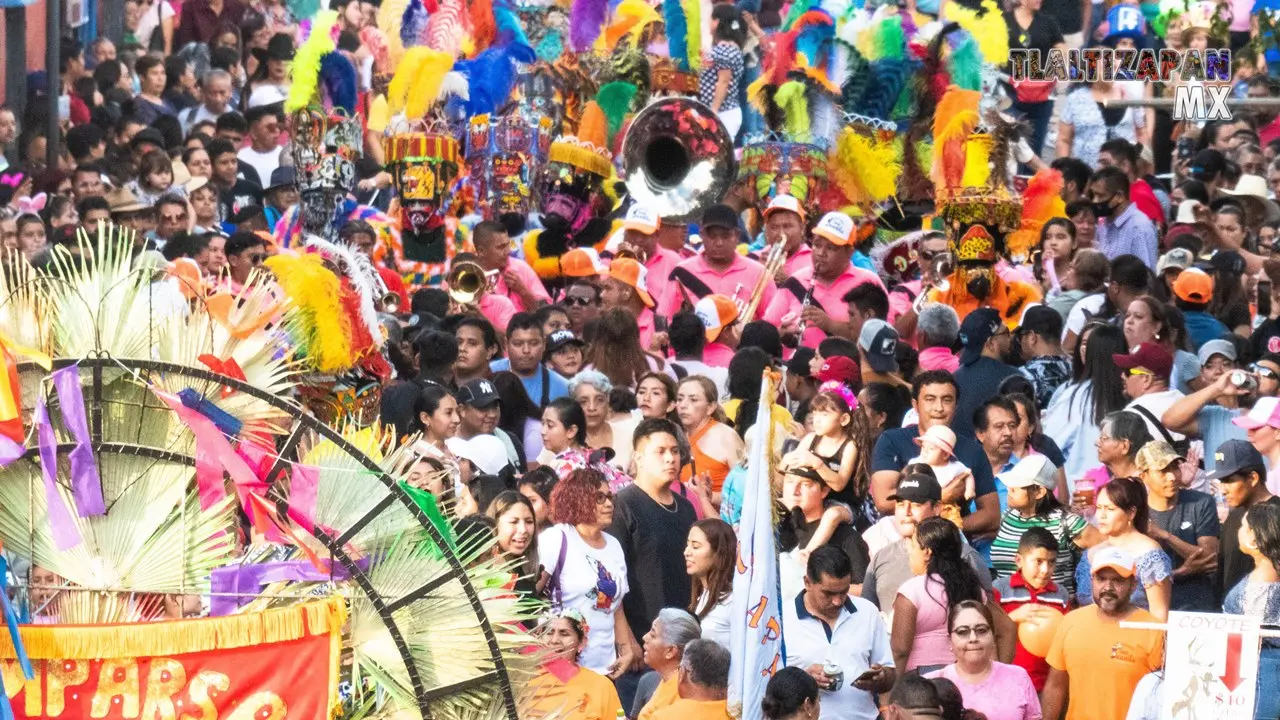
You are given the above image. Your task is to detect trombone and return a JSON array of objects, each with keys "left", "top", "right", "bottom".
[
  {"left": 913, "top": 250, "right": 956, "bottom": 314},
  {"left": 738, "top": 236, "right": 787, "bottom": 321}
]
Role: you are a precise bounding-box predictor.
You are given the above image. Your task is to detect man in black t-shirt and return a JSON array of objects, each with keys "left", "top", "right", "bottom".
[
  {"left": 1208, "top": 440, "right": 1280, "bottom": 598},
  {"left": 780, "top": 467, "right": 870, "bottom": 592},
  {"left": 207, "top": 137, "right": 263, "bottom": 227}
]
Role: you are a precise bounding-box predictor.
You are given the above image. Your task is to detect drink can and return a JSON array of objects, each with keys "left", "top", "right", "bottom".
[{"left": 822, "top": 662, "right": 843, "bottom": 692}]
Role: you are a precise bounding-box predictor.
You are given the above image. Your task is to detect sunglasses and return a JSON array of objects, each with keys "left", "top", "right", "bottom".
[
  {"left": 247, "top": 253, "right": 267, "bottom": 265},
  {"left": 563, "top": 296, "right": 596, "bottom": 307},
  {"left": 1251, "top": 363, "right": 1279, "bottom": 380},
  {"left": 1125, "top": 368, "right": 1153, "bottom": 377},
  {"left": 951, "top": 624, "right": 992, "bottom": 638}
]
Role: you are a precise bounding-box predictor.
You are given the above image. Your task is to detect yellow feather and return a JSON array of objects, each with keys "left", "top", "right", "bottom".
[
  {"left": 830, "top": 128, "right": 902, "bottom": 206},
  {"left": 946, "top": 0, "right": 1010, "bottom": 65},
  {"left": 961, "top": 134, "right": 993, "bottom": 187},
  {"left": 405, "top": 50, "right": 456, "bottom": 119},
  {"left": 387, "top": 47, "right": 429, "bottom": 116},
  {"left": 378, "top": 0, "right": 409, "bottom": 64},
  {"left": 263, "top": 253, "right": 352, "bottom": 373}
]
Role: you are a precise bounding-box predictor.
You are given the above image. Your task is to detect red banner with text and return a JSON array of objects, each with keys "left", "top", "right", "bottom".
[{"left": 0, "top": 598, "right": 344, "bottom": 720}]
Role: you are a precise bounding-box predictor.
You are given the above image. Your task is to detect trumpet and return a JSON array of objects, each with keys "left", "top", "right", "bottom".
[
  {"left": 913, "top": 250, "right": 956, "bottom": 314},
  {"left": 738, "top": 236, "right": 788, "bottom": 321},
  {"left": 614, "top": 243, "right": 649, "bottom": 265},
  {"left": 371, "top": 267, "right": 400, "bottom": 313}
]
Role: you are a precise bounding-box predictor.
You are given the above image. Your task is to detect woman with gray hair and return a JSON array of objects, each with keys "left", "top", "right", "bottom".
[
  {"left": 633, "top": 608, "right": 702, "bottom": 720},
  {"left": 569, "top": 370, "right": 640, "bottom": 474},
  {"left": 916, "top": 304, "right": 960, "bottom": 373},
  {"left": 1095, "top": 410, "right": 1154, "bottom": 482}
]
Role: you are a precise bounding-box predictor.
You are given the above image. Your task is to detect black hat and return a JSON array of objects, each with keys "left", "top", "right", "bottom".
[
  {"left": 887, "top": 472, "right": 943, "bottom": 504},
  {"left": 786, "top": 466, "right": 826, "bottom": 484},
  {"left": 786, "top": 347, "right": 815, "bottom": 377},
  {"left": 1018, "top": 305, "right": 1064, "bottom": 341},
  {"left": 701, "top": 204, "right": 739, "bottom": 231},
  {"left": 546, "top": 329, "right": 586, "bottom": 355},
  {"left": 253, "top": 33, "right": 296, "bottom": 63},
  {"left": 129, "top": 127, "right": 166, "bottom": 151},
  {"left": 456, "top": 378, "right": 501, "bottom": 408},
  {"left": 1210, "top": 249, "right": 1247, "bottom": 275},
  {"left": 1191, "top": 149, "right": 1227, "bottom": 182},
  {"left": 1206, "top": 439, "right": 1267, "bottom": 481},
  {"left": 958, "top": 308, "right": 1004, "bottom": 366},
  {"left": 266, "top": 166, "right": 296, "bottom": 193},
  {"left": 228, "top": 204, "right": 265, "bottom": 225}
]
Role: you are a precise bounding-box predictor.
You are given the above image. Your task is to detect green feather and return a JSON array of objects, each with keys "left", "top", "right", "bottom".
[
  {"left": 596, "top": 81, "right": 639, "bottom": 144},
  {"left": 950, "top": 35, "right": 983, "bottom": 91},
  {"left": 783, "top": 0, "right": 813, "bottom": 30},
  {"left": 776, "top": 80, "right": 810, "bottom": 142},
  {"left": 871, "top": 16, "right": 904, "bottom": 61}
]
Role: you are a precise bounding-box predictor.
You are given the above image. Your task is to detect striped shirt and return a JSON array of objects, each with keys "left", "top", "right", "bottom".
[{"left": 989, "top": 508, "right": 1087, "bottom": 594}]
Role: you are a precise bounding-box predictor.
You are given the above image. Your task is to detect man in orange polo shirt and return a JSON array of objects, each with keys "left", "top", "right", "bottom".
[
  {"left": 763, "top": 194, "right": 813, "bottom": 279},
  {"left": 658, "top": 205, "right": 776, "bottom": 319},
  {"left": 649, "top": 640, "right": 732, "bottom": 720},
  {"left": 602, "top": 257, "right": 660, "bottom": 351},
  {"left": 763, "top": 211, "right": 884, "bottom": 348}
]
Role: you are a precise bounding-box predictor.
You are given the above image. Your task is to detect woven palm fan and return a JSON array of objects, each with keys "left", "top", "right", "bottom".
[{"left": 0, "top": 227, "right": 541, "bottom": 720}]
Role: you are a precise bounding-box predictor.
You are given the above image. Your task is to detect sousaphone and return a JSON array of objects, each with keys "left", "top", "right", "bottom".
[{"left": 621, "top": 97, "right": 736, "bottom": 224}]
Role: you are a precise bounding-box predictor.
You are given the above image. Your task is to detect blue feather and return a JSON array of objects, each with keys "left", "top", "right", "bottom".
[
  {"left": 455, "top": 46, "right": 522, "bottom": 117},
  {"left": 286, "top": 0, "right": 320, "bottom": 25},
  {"left": 863, "top": 57, "right": 910, "bottom": 120},
  {"left": 664, "top": 0, "right": 689, "bottom": 71},
  {"left": 401, "top": 0, "right": 429, "bottom": 48},
  {"left": 319, "top": 52, "right": 358, "bottom": 113},
  {"left": 795, "top": 12, "right": 834, "bottom": 68},
  {"left": 536, "top": 31, "right": 564, "bottom": 62},
  {"left": 493, "top": 0, "right": 530, "bottom": 47}
]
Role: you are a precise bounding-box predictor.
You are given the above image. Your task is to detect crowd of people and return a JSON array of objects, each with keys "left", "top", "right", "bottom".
[{"left": 12, "top": 0, "right": 1280, "bottom": 716}]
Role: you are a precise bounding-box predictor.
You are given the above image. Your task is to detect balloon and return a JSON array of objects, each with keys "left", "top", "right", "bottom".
[{"left": 1017, "top": 609, "right": 1064, "bottom": 658}]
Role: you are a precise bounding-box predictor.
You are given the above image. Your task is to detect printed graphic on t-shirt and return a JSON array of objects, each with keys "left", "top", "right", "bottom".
[{"left": 590, "top": 557, "right": 619, "bottom": 611}]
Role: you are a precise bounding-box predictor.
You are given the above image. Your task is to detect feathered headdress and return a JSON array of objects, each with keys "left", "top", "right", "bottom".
[
  {"left": 548, "top": 101, "right": 613, "bottom": 177},
  {"left": 600, "top": 0, "right": 663, "bottom": 49},
  {"left": 387, "top": 48, "right": 457, "bottom": 119},
  {"left": 1005, "top": 169, "right": 1067, "bottom": 264},
  {"left": 285, "top": 11, "right": 339, "bottom": 113},
  {"left": 946, "top": 0, "right": 1010, "bottom": 66}
]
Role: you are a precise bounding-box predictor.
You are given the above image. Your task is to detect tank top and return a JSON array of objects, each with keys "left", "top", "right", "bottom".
[
  {"left": 680, "top": 421, "right": 733, "bottom": 493},
  {"left": 809, "top": 435, "right": 857, "bottom": 510}
]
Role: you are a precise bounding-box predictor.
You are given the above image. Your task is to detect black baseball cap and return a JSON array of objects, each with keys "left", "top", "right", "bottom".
[
  {"left": 1206, "top": 439, "right": 1267, "bottom": 481},
  {"left": 701, "top": 204, "right": 740, "bottom": 231},
  {"left": 1018, "top": 305, "right": 1063, "bottom": 341},
  {"left": 456, "top": 378, "right": 500, "bottom": 408},
  {"left": 888, "top": 472, "right": 943, "bottom": 504},
  {"left": 786, "top": 467, "right": 826, "bottom": 484},
  {"left": 129, "top": 127, "right": 166, "bottom": 151},
  {"left": 857, "top": 319, "right": 900, "bottom": 374},
  {"left": 958, "top": 308, "right": 1004, "bottom": 366},
  {"left": 546, "top": 329, "right": 586, "bottom": 355}
]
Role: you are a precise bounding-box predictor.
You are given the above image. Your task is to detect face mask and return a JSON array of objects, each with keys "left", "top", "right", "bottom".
[
  {"left": 966, "top": 274, "right": 992, "bottom": 300},
  {"left": 131, "top": 74, "right": 141, "bottom": 95},
  {"left": 1092, "top": 199, "right": 1114, "bottom": 218}
]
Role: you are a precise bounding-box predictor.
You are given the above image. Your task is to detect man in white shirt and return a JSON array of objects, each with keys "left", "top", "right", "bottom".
[
  {"left": 782, "top": 546, "right": 895, "bottom": 720},
  {"left": 1115, "top": 342, "right": 1186, "bottom": 442},
  {"left": 236, "top": 104, "right": 283, "bottom": 186},
  {"left": 180, "top": 69, "right": 234, "bottom": 133}
]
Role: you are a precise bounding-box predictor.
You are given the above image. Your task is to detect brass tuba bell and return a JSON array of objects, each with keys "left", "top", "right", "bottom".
[{"left": 621, "top": 98, "right": 737, "bottom": 224}]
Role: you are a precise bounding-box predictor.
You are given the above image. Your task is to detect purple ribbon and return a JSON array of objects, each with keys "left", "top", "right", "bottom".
[
  {"left": 53, "top": 365, "right": 104, "bottom": 517},
  {"left": 208, "top": 559, "right": 366, "bottom": 616},
  {"left": 36, "top": 394, "right": 81, "bottom": 551}
]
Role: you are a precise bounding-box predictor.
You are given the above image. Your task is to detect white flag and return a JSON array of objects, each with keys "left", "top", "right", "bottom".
[{"left": 727, "top": 375, "right": 782, "bottom": 720}]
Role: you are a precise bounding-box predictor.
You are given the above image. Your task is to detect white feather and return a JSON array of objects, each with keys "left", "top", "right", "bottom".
[{"left": 438, "top": 71, "right": 471, "bottom": 101}]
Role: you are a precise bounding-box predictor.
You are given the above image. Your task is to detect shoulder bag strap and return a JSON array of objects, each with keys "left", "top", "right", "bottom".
[
  {"left": 539, "top": 365, "right": 550, "bottom": 408},
  {"left": 670, "top": 267, "right": 715, "bottom": 300},
  {"left": 1129, "top": 404, "right": 1177, "bottom": 446},
  {"left": 548, "top": 529, "right": 570, "bottom": 609}
]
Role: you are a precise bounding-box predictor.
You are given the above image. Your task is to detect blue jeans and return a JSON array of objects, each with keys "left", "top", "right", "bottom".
[
  {"left": 740, "top": 62, "right": 764, "bottom": 140},
  {"left": 1256, "top": 646, "right": 1280, "bottom": 720}
]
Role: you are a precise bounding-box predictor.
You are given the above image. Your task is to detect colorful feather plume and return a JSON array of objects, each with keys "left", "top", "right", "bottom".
[
  {"left": 1006, "top": 168, "right": 1066, "bottom": 261},
  {"left": 867, "top": 14, "right": 905, "bottom": 61},
  {"left": 263, "top": 252, "right": 352, "bottom": 373},
  {"left": 377, "top": 0, "right": 409, "bottom": 62},
  {"left": 571, "top": 0, "right": 608, "bottom": 51},
  {"left": 782, "top": 0, "right": 813, "bottom": 31},
  {"left": 400, "top": 0, "right": 429, "bottom": 49},
  {"left": 948, "top": 34, "right": 982, "bottom": 91},
  {"left": 286, "top": 11, "right": 338, "bottom": 113},
  {"left": 492, "top": 0, "right": 528, "bottom": 46},
  {"left": 470, "top": 0, "right": 496, "bottom": 52},
  {"left": 454, "top": 45, "right": 529, "bottom": 116},
  {"left": 360, "top": 27, "right": 392, "bottom": 77},
  {"left": 596, "top": 82, "right": 638, "bottom": 144},
  {"left": 664, "top": 0, "right": 690, "bottom": 70},
  {"left": 602, "top": 0, "right": 663, "bottom": 49},
  {"left": 794, "top": 10, "right": 835, "bottom": 81},
  {"left": 839, "top": 43, "right": 870, "bottom": 115},
  {"left": 286, "top": 0, "right": 320, "bottom": 27},
  {"left": 775, "top": 80, "right": 811, "bottom": 141},
  {"left": 319, "top": 52, "right": 358, "bottom": 114},
  {"left": 830, "top": 127, "right": 901, "bottom": 205},
  {"left": 863, "top": 57, "right": 911, "bottom": 120},
  {"left": 931, "top": 87, "right": 981, "bottom": 190},
  {"left": 764, "top": 30, "right": 798, "bottom": 86},
  {"left": 684, "top": 0, "right": 701, "bottom": 69},
  {"left": 388, "top": 47, "right": 456, "bottom": 118},
  {"left": 426, "top": 0, "right": 471, "bottom": 56},
  {"left": 947, "top": 0, "right": 1009, "bottom": 65}
]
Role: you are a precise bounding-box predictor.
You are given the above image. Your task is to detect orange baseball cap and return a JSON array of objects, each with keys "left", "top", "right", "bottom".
[
  {"left": 812, "top": 211, "right": 856, "bottom": 246},
  {"left": 607, "top": 257, "right": 655, "bottom": 308},
  {"left": 764, "top": 194, "right": 805, "bottom": 221},
  {"left": 694, "top": 294, "right": 740, "bottom": 342},
  {"left": 561, "top": 248, "right": 607, "bottom": 277},
  {"left": 1173, "top": 267, "right": 1214, "bottom": 304}
]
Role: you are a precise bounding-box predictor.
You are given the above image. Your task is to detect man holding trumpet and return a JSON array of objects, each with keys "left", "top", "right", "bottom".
[
  {"left": 657, "top": 204, "right": 778, "bottom": 319},
  {"left": 764, "top": 211, "right": 885, "bottom": 349}
]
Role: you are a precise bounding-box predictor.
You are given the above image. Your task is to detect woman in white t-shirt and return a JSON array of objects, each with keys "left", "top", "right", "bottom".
[
  {"left": 538, "top": 467, "right": 640, "bottom": 676},
  {"left": 684, "top": 518, "right": 735, "bottom": 647},
  {"left": 134, "top": 0, "right": 175, "bottom": 54}
]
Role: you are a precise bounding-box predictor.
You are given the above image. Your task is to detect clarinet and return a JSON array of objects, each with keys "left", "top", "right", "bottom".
[{"left": 794, "top": 285, "right": 814, "bottom": 339}]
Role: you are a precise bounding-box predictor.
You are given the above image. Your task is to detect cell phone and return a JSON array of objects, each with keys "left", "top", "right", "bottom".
[
  {"left": 1260, "top": 280, "right": 1272, "bottom": 319},
  {"left": 57, "top": 95, "right": 70, "bottom": 123},
  {"left": 1177, "top": 136, "right": 1194, "bottom": 163},
  {"left": 854, "top": 669, "right": 879, "bottom": 686}
]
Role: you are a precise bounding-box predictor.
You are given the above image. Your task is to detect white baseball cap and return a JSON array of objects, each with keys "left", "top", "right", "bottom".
[
  {"left": 998, "top": 454, "right": 1057, "bottom": 490},
  {"left": 445, "top": 435, "right": 512, "bottom": 475},
  {"left": 813, "top": 211, "right": 856, "bottom": 246},
  {"left": 764, "top": 194, "right": 805, "bottom": 221},
  {"left": 623, "top": 204, "right": 660, "bottom": 235}
]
